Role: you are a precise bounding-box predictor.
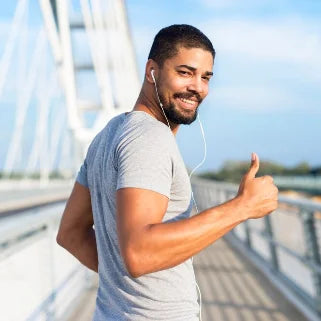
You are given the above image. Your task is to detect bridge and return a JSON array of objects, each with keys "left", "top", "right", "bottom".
[
  {"left": 1, "top": 1, "right": 321, "bottom": 321},
  {"left": 273, "top": 176, "right": 321, "bottom": 195}
]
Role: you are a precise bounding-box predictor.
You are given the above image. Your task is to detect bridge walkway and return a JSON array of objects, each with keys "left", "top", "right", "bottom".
[{"left": 68, "top": 238, "right": 308, "bottom": 321}]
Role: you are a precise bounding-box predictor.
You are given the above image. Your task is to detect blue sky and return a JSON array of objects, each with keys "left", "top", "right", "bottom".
[
  {"left": 0, "top": 0, "right": 320, "bottom": 172},
  {"left": 126, "top": 0, "right": 321, "bottom": 171}
]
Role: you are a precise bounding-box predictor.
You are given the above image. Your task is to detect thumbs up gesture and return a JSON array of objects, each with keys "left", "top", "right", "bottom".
[{"left": 237, "top": 153, "right": 279, "bottom": 219}]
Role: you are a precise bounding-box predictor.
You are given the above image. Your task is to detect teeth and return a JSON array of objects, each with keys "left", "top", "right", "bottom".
[{"left": 180, "top": 98, "right": 195, "bottom": 105}]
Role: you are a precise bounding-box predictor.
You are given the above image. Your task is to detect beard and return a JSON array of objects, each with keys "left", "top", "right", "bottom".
[{"left": 158, "top": 91, "right": 202, "bottom": 125}]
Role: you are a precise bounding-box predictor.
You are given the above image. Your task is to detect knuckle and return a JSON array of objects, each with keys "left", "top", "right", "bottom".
[{"left": 264, "top": 175, "right": 274, "bottom": 182}]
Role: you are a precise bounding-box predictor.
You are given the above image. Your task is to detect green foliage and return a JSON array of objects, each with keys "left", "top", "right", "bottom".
[
  {"left": 311, "top": 166, "right": 321, "bottom": 175},
  {"left": 198, "top": 160, "right": 318, "bottom": 184},
  {"left": 0, "top": 171, "right": 67, "bottom": 180}
]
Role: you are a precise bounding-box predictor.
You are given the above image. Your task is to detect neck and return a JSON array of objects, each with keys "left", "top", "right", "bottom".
[{"left": 132, "top": 89, "right": 179, "bottom": 136}]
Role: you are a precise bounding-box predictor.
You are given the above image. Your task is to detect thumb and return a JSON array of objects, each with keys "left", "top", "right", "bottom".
[{"left": 246, "top": 152, "right": 260, "bottom": 180}]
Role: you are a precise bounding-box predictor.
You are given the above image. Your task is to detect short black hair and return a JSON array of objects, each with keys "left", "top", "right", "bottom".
[{"left": 148, "top": 24, "right": 215, "bottom": 67}]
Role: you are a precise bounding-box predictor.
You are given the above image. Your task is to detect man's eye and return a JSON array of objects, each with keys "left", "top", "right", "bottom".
[{"left": 178, "top": 70, "right": 190, "bottom": 75}]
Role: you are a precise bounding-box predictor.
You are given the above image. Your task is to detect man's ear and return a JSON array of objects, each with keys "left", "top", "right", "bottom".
[{"left": 145, "top": 59, "right": 158, "bottom": 84}]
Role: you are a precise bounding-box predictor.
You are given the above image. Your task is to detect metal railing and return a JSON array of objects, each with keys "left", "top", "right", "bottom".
[
  {"left": 0, "top": 201, "right": 96, "bottom": 321},
  {"left": 2, "top": 177, "right": 321, "bottom": 320},
  {"left": 191, "top": 176, "right": 321, "bottom": 320},
  {"left": 273, "top": 175, "right": 321, "bottom": 193}
]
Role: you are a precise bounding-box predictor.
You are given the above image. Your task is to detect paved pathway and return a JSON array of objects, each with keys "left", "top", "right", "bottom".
[
  {"left": 193, "top": 238, "right": 308, "bottom": 321},
  {"left": 0, "top": 180, "right": 72, "bottom": 217},
  {"left": 68, "top": 238, "right": 309, "bottom": 321}
]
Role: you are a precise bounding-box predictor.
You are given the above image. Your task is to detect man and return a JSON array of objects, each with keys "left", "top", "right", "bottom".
[{"left": 57, "top": 24, "right": 278, "bottom": 320}]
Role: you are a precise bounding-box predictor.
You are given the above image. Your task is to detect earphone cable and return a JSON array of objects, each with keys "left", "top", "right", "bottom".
[
  {"left": 152, "top": 72, "right": 205, "bottom": 321},
  {"left": 189, "top": 113, "right": 206, "bottom": 321},
  {"left": 153, "top": 77, "right": 171, "bottom": 130}
]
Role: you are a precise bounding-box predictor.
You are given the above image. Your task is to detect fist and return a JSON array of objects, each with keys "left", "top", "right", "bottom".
[{"left": 237, "top": 153, "right": 279, "bottom": 219}]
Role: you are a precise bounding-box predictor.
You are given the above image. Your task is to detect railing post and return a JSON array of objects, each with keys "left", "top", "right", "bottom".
[
  {"left": 205, "top": 187, "right": 211, "bottom": 209},
  {"left": 219, "top": 189, "right": 225, "bottom": 203},
  {"left": 46, "top": 222, "right": 56, "bottom": 321},
  {"left": 195, "top": 185, "right": 202, "bottom": 212},
  {"left": 264, "top": 215, "right": 279, "bottom": 271},
  {"left": 243, "top": 220, "right": 252, "bottom": 249},
  {"left": 301, "top": 210, "right": 321, "bottom": 315}
]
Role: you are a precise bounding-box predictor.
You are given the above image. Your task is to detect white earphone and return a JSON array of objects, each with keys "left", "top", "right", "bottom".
[
  {"left": 150, "top": 67, "right": 207, "bottom": 321},
  {"left": 150, "top": 68, "right": 156, "bottom": 83},
  {"left": 150, "top": 69, "right": 171, "bottom": 129}
]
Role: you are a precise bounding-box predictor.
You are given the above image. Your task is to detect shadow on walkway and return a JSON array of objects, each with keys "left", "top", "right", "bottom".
[{"left": 193, "top": 238, "right": 308, "bottom": 321}]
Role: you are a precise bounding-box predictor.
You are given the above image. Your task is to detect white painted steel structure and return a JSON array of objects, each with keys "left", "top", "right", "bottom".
[
  {"left": 0, "top": 2, "right": 139, "bottom": 317},
  {"left": 0, "top": 201, "right": 96, "bottom": 321},
  {"left": 1, "top": 0, "right": 140, "bottom": 180},
  {"left": 0, "top": 1, "right": 140, "bottom": 318}
]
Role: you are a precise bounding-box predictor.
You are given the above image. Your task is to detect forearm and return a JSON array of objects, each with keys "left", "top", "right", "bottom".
[
  {"left": 58, "top": 228, "right": 98, "bottom": 273},
  {"left": 129, "top": 196, "right": 247, "bottom": 276}
]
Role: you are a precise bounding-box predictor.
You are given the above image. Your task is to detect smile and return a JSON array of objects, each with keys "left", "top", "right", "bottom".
[{"left": 178, "top": 97, "right": 198, "bottom": 108}]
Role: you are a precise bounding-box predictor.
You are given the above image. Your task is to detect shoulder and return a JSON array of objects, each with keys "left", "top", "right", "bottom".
[
  {"left": 86, "top": 113, "right": 126, "bottom": 154},
  {"left": 117, "top": 112, "right": 174, "bottom": 152}
]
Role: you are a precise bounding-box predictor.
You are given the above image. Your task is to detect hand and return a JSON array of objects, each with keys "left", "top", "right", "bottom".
[{"left": 236, "top": 152, "right": 279, "bottom": 219}]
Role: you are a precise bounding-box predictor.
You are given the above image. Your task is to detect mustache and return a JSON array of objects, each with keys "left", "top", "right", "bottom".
[{"left": 173, "top": 92, "right": 202, "bottom": 103}]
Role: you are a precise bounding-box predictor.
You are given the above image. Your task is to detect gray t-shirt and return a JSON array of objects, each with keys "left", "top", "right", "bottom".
[{"left": 76, "top": 111, "right": 199, "bottom": 320}]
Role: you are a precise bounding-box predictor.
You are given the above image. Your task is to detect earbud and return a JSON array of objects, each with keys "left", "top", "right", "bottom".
[{"left": 150, "top": 69, "right": 156, "bottom": 83}]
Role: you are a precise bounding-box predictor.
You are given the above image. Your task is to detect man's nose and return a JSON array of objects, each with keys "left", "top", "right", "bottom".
[{"left": 187, "top": 76, "right": 205, "bottom": 94}]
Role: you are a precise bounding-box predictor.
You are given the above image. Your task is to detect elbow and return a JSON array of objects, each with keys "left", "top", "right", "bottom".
[
  {"left": 127, "top": 267, "right": 143, "bottom": 279},
  {"left": 56, "top": 228, "right": 73, "bottom": 249},
  {"left": 122, "top": 248, "right": 145, "bottom": 278},
  {"left": 56, "top": 226, "right": 90, "bottom": 249},
  {"left": 56, "top": 231, "right": 66, "bottom": 248}
]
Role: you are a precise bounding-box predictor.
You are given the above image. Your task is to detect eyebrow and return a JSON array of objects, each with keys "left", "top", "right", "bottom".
[{"left": 177, "top": 64, "right": 213, "bottom": 76}]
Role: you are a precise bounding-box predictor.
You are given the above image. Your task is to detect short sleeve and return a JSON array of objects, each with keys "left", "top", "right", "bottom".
[
  {"left": 76, "top": 159, "right": 88, "bottom": 188},
  {"left": 116, "top": 132, "right": 173, "bottom": 198}
]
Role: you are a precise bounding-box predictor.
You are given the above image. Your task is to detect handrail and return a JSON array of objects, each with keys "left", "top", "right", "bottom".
[
  {"left": 191, "top": 176, "right": 321, "bottom": 320},
  {"left": 0, "top": 202, "right": 95, "bottom": 320}
]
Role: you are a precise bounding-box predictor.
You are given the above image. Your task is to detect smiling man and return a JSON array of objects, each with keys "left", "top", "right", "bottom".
[
  {"left": 145, "top": 32, "right": 213, "bottom": 127},
  {"left": 56, "top": 24, "right": 278, "bottom": 321}
]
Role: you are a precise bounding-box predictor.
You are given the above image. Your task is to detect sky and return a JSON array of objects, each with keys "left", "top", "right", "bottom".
[
  {"left": 125, "top": 0, "right": 321, "bottom": 172},
  {"left": 0, "top": 0, "right": 320, "bottom": 173}
]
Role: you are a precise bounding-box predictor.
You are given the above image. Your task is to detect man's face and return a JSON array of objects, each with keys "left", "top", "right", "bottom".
[{"left": 157, "top": 46, "right": 213, "bottom": 125}]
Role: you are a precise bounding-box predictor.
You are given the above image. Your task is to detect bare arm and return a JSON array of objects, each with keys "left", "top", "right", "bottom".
[
  {"left": 117, "top": 153, "right": 278, "bottom": 278},
  {"left": 117, "top": 190, "right": 245, "bottom": 277},
  {"left": 56, "top": 182, "right": 98, "bottom": 273}
]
